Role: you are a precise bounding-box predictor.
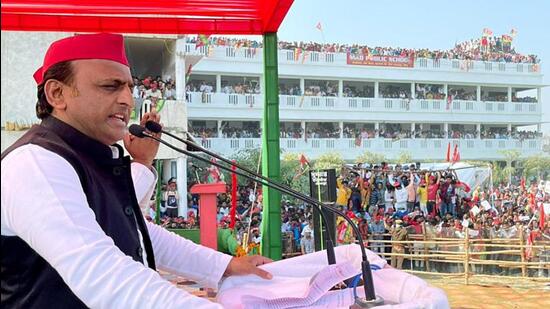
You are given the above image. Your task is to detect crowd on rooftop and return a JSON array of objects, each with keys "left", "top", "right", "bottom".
[{"left": 185, "top": 35, "right": 540, "bottom": 64}]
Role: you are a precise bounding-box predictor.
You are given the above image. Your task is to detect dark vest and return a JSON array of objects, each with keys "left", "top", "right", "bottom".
[{"left": 1, "top": 116, "right": 156, "bottom": 308}]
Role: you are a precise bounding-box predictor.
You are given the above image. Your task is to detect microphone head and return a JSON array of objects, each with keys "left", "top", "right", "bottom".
[
  {"left": 145, "top": 121, "right": 162, "bottom": 133},
  {"left": 129, "top": 124, "right": 147, "bottom": 138}
]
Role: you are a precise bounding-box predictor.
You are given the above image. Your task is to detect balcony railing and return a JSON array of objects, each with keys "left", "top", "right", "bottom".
[
  {"left": 184, "top": 44, "right": 541, "bottom": 74},
  {"left": 188, "top": 137, "right": 542, "bottom": 160},
  {"left": 187, "top": 92, "right": 541, "bottom": 114}
]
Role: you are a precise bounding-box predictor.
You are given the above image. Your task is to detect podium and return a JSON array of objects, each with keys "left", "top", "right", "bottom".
[{"left": 190, "top": 183, "right": 226, "bottom": 250}]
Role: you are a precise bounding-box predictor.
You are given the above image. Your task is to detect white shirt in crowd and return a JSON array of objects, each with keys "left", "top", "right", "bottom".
[
  {"left": 146, "top": 88, "right": 163, "bottom": 100},
  {"left": 394, "top": 187, "right": 408, "bottom": 211},
  {"left": 1, "top": 144, "right": 233, "bottom": 308}
]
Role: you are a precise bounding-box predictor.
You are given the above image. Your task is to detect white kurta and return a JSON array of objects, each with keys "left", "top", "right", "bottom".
[{"left": 1, "top": 144, "right": 232, "bottom": 308}]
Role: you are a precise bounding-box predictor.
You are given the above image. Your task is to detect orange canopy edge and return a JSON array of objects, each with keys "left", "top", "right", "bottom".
[{"left": 1, "top": 0, "right": 294, "bottom": 34}]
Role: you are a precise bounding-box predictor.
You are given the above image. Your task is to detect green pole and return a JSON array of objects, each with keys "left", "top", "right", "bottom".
[
  {"left": 155, "top": 160, "right": 163, "bottom": 225},
  {"left": 260, "top": 32, "right": 282, "bottom": 260}
]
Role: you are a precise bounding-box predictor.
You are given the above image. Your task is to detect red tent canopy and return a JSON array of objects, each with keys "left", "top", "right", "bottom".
[{"left": 1, "top": 0, "right": 294, "bottom": 34}]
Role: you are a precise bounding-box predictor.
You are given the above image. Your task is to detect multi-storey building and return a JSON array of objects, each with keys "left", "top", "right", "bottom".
[{"left": 183, "top": 41, "right": 544, "bottom": 162}]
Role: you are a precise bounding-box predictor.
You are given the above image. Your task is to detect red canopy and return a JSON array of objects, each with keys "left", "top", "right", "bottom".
[{"left": 1, "top": 0, "right": 294, "bottom": 34}]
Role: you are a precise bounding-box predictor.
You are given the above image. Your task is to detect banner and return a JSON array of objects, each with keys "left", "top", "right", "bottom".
[{"left": 346, "top": 53, "right": 414, "bottom": 68}]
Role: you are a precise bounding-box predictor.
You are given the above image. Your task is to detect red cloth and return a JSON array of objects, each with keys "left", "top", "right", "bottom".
[
  {"left": 540, "top": 202, "right": 545, "bottom": 231},
  {"left": 229, "top": 162, "right": 238, "bottom": 229},
  {"left": 33, "top": 33, "right": 129, "bottom": 84},
  {"left": 445, "top": 142, "right": 451, "bottom": 162}
]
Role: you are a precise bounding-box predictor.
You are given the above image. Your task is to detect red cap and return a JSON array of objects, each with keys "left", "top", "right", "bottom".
[{"left": 34, "top": 33, "right": 129, "bottom": 84}]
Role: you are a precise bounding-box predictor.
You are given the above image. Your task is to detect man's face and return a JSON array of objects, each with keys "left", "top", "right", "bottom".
[{"left": 55, "top": 59, "right": 134, "bottom": 145}]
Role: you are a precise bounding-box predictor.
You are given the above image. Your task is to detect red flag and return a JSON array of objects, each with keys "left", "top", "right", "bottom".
[
  {"left": 299, "top": 154, "right": 310, "bottom": 170},
  {"left": 540, "top": 202, "right": 546, "bottom": 231},
  {"left": 229, "top": 162, "right": 237, "bottom": 229},
  {"left": 446, "top": 93, "right": 453, "bottom": 110},
  {"left": 195, "top": 34, "right": 210, "bottom": 49},
  {"left": 355, "top": 136, "right": 362, "bottom": 146},
  {"left": 520, "top": 177, "right": 526, "bottom": 190},
  {"left": 316, "top": 22, "right": 323, "bottom": 31},
  {"left": 452, "top": 144, "right": 460, "bottom": 163},
  {"left": 185, "top": 63, "right": 193, "bottom": 83},
  {"left": 446, "top": 142, "right": 451, "bottom": 162}
]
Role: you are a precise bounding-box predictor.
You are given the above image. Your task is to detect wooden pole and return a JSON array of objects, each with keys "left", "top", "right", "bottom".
[
  {"left": 519, "top": 228, "right": 527, "bottom": 277},
  {"left": 464, "top": 230, "right": 470, "bottom": 285},
  {"left": 422, "top": 222, "right": 430, "bottom": 271}
]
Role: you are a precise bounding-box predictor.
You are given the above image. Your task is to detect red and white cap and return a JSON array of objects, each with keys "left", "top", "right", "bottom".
[{"left": 34, "top": 33, "right": 129, "bottom": 84}]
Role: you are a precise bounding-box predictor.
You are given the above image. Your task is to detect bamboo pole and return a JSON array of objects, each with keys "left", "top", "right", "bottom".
[
  {"left": 422, "top": 222, "right": 430, "bottom": 271},
  {"left": 464, "top": 230, "right": 470, "bottom": 285},
  {"left": 519, "top": 228, "right": 527, "bottom": 277}
]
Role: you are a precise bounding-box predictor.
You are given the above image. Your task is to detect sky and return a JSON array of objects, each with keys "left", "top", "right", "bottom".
[{"left": 275, "top": 0, "right": 550, "bottom": 133}]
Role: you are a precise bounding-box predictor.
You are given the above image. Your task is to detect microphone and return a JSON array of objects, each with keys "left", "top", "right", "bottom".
[
  {"left": 129, "top": 124, "right": 147, "bottom": 138},
  {"left": 136, "top": 123, "right": 383, "bottom": 306}
]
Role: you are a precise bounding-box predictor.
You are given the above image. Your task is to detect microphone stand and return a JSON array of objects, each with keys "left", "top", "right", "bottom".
[{"left": 133, "top": 125, "right": 384, "bottom": 307}]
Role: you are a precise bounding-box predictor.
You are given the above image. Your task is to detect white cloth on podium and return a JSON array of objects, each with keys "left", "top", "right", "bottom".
[{"left": 217, "top": 244, "right": 449, "bottom": 309}]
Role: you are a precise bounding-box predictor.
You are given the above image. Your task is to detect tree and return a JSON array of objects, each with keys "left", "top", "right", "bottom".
[
  {"left": 314, "top": 152, "right": 344, "bottom": 170},
  {"left": 355, "top": 150, "right": 386, "bottom": 164},
  {"left": 498, "top": 149, "right": 521, "bottom": 185},
  {"left": 279, "top": 152, "right": 309, "bottom": 194},
  {"left": 396, "top": 151, "right": 413, "bottom": 164},
  {"left": 522, "top": 154, "right": 550, "bottom": 180},
  {"left": 229, "top": 148, "right": 261, "bottom": 183}
]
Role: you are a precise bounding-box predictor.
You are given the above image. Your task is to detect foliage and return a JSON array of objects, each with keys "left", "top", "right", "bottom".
[
  {"left": 279, "top": 152, "right": 309, "bottom": 195},
  {"left": 396, "top": 151, "right": 413, "bottom": 164},
  {"left": 521, "top": 154, "right": 550, "bottom": 180},
  {"left": 355, "top": 150, "right": 386, "bottom": 164},
  {"left": 497, "top": 149, "right": 521, "bottom": 185},
  {"left": 314, "top": 152, "right": 345, "bottom": 170}
]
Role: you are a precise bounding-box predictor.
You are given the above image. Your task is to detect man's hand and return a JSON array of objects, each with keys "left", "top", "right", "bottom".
[
  {"left": 223, "top": 255, "right": 273, "bottom": 280},
  {"left": 124, "top": 111, "right": 161, "bottom": 168}
]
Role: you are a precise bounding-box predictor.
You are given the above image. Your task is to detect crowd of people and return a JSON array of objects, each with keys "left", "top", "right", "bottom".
[
  {"left": 415, "top": 84, "right": 446, "bottom": 100},
  {"left": 279, "top": 84, "right": 302, "bottom": 96},
  {"left": 133, "top": 75, "right": 177, "bottom": 102},
  {"left": 331, "top": 164, "right": 548, "bottom": 273},
  {"left": 186, "top": 81, "right": 215, "bottom": 93},
  {"left": 305, "top": 127, "right": 341, "bottom": 139},
  {"left": 303, "top": 82, "right": 338, "bottom": 97},
  {"left": 221, "top": 83, "right": 261, "bottom": 95},
  {"left": 380, "top": 85, "right": 411, "bottom": 99},
  {"left": 188, "top": 127, "right": 218, "bottom": 138},
  {"left": 187, "top": 125, "right": 541, "bottom": 141},
  {"left": 280, "top": 127, "right": 304, "bottom": 139},
  {"left": 147, "top": 159, "right": 548, "bottom": 277},
  {"left": 186, "top": 35, "right": 540, "bottom": 64},
  {"left": 448, "top": 88, "right": 476, "bottom": 101},
  {"left": 343, "top": 86, "right": 374, "bottom": 98},
  {"left": 221, "top": 126, "right": 261, "bottom": 138}
]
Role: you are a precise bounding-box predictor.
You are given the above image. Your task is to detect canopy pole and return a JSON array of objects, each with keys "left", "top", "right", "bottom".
[{"left": 260, "top": 32, "right": 282, "bottom": 260}]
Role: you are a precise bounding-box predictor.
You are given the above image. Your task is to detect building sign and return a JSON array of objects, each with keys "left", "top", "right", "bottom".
[{"left": 347, "top": 53, "right": 414, "bottom": 68}]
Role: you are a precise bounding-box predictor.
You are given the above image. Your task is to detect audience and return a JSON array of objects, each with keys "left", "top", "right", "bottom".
[{"left": 186, "top": 35, "right": 540, "bottom": 64}]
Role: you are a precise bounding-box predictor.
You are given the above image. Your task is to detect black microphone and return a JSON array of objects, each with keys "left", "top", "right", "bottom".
[
  {"left": 144, "top": 120, "right": 162, "bottom": 133},
  {"left": 136, "top": 123, "right": 383, "bottom": 306},
  {"left": 129, "top": 124, "right": 147, "bottom": 138}
]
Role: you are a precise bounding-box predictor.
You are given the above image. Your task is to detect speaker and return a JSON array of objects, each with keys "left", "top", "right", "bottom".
[{"left": 309, "top": 169, "right": 337, "bottom": 251}]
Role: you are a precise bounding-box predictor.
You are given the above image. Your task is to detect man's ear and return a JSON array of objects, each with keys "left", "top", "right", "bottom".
[{"left": 44, "top": 79, "right": 68, "bottom": 112}]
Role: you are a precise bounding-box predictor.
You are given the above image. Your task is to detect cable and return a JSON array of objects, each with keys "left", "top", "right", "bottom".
[{"left": 352, "top": 264, "right": 382, "bottom": 299}]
